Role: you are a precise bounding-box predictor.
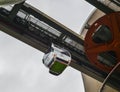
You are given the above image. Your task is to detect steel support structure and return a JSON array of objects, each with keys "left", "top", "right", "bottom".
[
  {"left": 0, "top": 2, "right": 119, "bottom": 90},
  {"left": 85, "top": 0, "right": 120, "bottom": 13}
]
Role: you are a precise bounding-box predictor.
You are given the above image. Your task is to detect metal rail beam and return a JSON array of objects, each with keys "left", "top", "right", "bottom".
[
  {"left": 8, "top": 1, "right": 25, "bottom": 20},
  {"left": 85, "top": 0, "right": 115, "bottom": 13}
]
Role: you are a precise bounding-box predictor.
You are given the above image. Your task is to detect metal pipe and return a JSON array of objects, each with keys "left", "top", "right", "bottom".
[{"left": 99, "top": 62, "right": 120, "bottom": 92}]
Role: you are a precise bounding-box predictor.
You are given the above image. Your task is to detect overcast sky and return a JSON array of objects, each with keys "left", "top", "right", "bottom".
[{"left": 0, "top": 0, "right": 94, "bottom": 92}]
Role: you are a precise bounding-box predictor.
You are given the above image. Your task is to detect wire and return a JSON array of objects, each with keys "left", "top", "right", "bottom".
[{"left": 99, "top": 62, "right": 120, "bottom": 92}]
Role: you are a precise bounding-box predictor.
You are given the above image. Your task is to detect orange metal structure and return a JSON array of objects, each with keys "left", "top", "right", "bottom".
[{"left": 84, "top": 12, "right": 120, "bottom": 72}]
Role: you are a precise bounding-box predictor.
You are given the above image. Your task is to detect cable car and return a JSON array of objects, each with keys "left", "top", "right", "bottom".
[{"left": 42, "top": 44, "right": 71, "bottom": 76}]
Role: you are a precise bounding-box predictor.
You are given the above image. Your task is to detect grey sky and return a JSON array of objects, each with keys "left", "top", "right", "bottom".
[
  {"left": 27, "top": 0, "right": 94, "bottom": 33},
  {"left": 0, "top": 0, "right": 94, "bottom": 92}
]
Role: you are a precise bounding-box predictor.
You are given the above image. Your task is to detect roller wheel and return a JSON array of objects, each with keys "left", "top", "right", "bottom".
[{"left": 84, "top": 12, "right": 120, "bottom": 72}]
